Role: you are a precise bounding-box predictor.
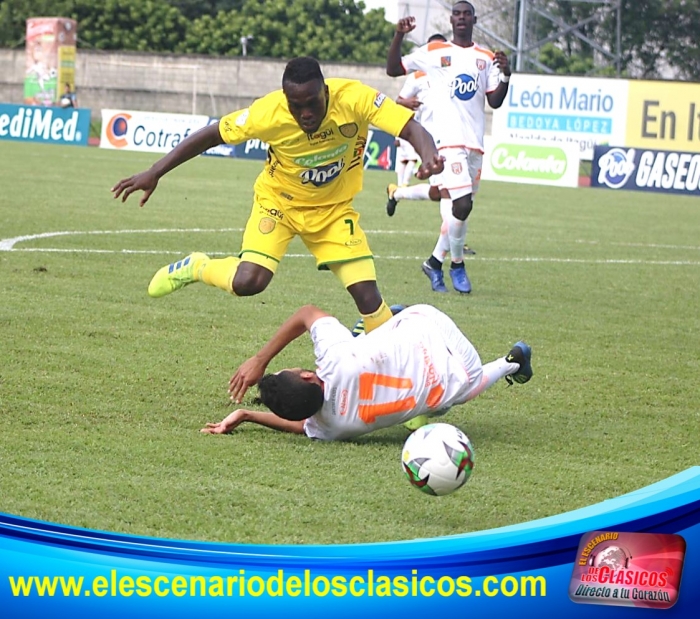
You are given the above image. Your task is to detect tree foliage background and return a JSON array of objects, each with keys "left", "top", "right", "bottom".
[
  {"left": 494, "top": 0, "right": 699, "bottom": 80},
  {"left": 0, "top": 0, "right": 396, "bottom": 63},
  {"left": 0, "top": 0, "right": 698, "bottom": 78}
]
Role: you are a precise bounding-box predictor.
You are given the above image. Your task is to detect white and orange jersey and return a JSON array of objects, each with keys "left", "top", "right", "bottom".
[
  {"left": 397, "top": 71, "right": 432, "bottom": 130},
  {"left": 303, "top": 306, "right": 480, "bottom": 441},
  {"left": 401, "top": 40, "right": 501, "bottom": 152}
]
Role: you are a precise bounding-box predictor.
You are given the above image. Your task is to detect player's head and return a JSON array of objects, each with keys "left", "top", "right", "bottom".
[
  {"left": 282, "top": 56, "right": 329, "bottom": 134},
  {"left": 257, "top": 369, "right": 324, "bottom": 421},
  {"left": 451, "top": 1, "right": 477, "bottom": 39},
  {"left": 428, "top": 33, "right": 447, "bottom": 43}
]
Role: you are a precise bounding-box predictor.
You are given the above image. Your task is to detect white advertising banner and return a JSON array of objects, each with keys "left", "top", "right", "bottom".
[
  {"left": 100, "top": 109, "right": 209, "bottom": 152},
  {"left": 481, "top": 135, "right": 580, "bottom": 187},
  {"left": 491, "top": 75, "right": 629, "bottom": 160}
]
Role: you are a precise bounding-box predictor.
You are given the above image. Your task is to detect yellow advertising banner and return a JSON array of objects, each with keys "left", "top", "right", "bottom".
[{"left": 626, "top": 80, "right": 700, "bottom": 153}]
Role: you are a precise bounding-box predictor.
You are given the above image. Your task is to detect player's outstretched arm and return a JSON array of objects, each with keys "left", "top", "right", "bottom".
[
  {"left": 228, "top": 305, "right": 330, "bottom": 403},
  {"left": 387, "top": 16, "right": 415, "bottom": 76},
  {"left": 201, "top": 409, "right": 306, "bottom": 435},
  {"left": 111, "top": 123, "right": 224, "bottom": 207}
]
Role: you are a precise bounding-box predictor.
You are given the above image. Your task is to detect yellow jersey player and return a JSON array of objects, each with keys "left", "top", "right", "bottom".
[
  {"left": 112, "top": 56, "right": 444, "bottom": 334},
  {"left": 201, "top": 304, "right": 533, "bottom": 441}
]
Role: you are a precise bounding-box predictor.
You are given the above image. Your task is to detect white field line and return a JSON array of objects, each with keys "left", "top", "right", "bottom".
[
  {"left": 1, "top": 229, "right": 699, "bottom": 266},
  {"left": 574, "top": 239, "right": 700, "bottom": 251}
]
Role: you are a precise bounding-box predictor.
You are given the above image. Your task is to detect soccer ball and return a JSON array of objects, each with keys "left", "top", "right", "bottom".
[{"left": 401, "top": 423, "right": 474, "bottom": 496}]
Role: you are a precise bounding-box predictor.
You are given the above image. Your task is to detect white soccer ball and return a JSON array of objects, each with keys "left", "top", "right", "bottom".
[{"left": 401, "top": 423, "right": 475, "bottom": 496}]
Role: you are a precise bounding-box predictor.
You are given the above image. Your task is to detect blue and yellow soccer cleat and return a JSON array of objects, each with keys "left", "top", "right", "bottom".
[
  {"left": 147, "top": 252, "right": 209, "bottom": 298},
  {"left": 505, "top": 341, "right": 533, "bottom": 385}
]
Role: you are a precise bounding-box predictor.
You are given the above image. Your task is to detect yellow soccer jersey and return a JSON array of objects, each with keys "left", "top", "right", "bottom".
[{"left": 218, "top": 78, "right": 413, "bottom": 207}]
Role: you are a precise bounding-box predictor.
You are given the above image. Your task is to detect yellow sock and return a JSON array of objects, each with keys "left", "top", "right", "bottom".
[
  {"left": 198, "top": 257, "right": 239, "bottom": 294},
  {"left": 362, "top": 300, "right": 393, "bottom": 333}
]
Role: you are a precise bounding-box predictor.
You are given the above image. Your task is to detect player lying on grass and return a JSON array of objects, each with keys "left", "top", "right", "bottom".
[{"left": 201, "top": 304, "right": 532, "bottom": 441}]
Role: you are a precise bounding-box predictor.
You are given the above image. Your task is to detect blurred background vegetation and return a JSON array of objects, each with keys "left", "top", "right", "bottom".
[{"left": 0, "top": 0, "right": 698, "bottom": 76}]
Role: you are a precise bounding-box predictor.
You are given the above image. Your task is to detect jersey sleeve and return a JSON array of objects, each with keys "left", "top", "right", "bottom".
[
  {"left": 398, "top": 74, "right": 420, "bottom": 100},
  {"left": 401, "top": 46, "right": 427, "bottom": 74},
  {"left": 353, "top": 82, "right": 413, "bottom": 137},
  {"left": 218, "top": 94, "right": 273, "bottom": 144},
  {"left": 218, "top": 107, "right": 255, "bottom": 145},
  {"left": 310, "top": 317, "right": 354, "bottom": 369}
]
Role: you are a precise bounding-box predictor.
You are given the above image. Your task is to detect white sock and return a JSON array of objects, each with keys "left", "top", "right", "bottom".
[
  {"left": 448, "top": 216, "right": 467, "bottom": 263},
  {"left": 395, "top": 161, "right": 407, "bottom": 186},
  {"left": 401, "top": 161, "right": 417, "bottom": 186},
  {"left": 431, "top": 230, "right": 450, "bottom": 263},
  {"left": 429, "top": 198, "right": 453, "bottom": 262},
  {"left": 395, "top": 183, "right": 431, "bottom": 201},
  {"left": 465, "top": 358, "right": 519, "bottom": 401},
  {"left": 439, "top": 197, "right": 452, "bottom": 221}
]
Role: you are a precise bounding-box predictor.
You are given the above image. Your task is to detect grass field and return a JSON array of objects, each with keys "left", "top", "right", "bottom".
[{"left": 1, "top": 141, "right": 699, "bottom": 545}]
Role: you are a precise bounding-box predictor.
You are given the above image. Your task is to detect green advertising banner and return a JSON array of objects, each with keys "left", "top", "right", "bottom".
[{"left": 481, "top": 136, "right": 580, "bottom": 187}]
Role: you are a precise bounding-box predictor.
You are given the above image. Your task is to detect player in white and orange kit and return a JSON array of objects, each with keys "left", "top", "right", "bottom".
[
  {"left": 386, "top": 35, "right": 445, "bottom": 216},
  {"left": 201, "top": 304, "right": 532, "bottom": 441},
  {"left": 387, "top": 2, "right": 512, "bottom": 294}
]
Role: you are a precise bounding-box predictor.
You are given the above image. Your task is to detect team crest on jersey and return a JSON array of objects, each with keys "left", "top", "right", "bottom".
[
  {"left": 441, "top": 56, "right": 452, "bottom": 67},
  {"left": 339, "top": 122, "right": 358, "bottom": 138},
  {"left": 258, "top": 217, "right": 276, "bottom": 234},
  {"left": 451, "top": 162, "right": 463, "bottom": 175},
  {"left": 476, "top": 59, "right": 486, "bottom": 71}
]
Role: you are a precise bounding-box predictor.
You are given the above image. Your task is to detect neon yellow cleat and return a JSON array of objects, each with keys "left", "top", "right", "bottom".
[
  {"left": 403, "top": 415, "right": 430, "bottom": 432},
  {"left": 147, "top": 252, "right": 209, "bottom": 298}
]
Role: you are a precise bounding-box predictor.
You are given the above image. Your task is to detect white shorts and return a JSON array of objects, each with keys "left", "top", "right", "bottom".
[
  {"left": 439, "top": 147, "right": 483, "bottom": 200},
  {"left": 396, "top": 138, "right": 418, "bottom": 163}
]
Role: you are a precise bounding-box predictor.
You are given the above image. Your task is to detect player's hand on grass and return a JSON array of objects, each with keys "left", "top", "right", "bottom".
[
  {"left": 229, "top": 356, "right": 266, "bottom": 403},
  {"left": 201, "top": 410, "right": 246, "bottom": 434},
  {"left": 111, "top": 169, "right": 159, "bottom": 207},
  {"left": 416, "top": 154, "right": 445, "bottom": 180}
]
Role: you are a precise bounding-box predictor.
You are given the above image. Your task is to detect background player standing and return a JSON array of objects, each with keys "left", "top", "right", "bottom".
[{"left": 387, "top": 2, "right": 511, "bottom": 294}]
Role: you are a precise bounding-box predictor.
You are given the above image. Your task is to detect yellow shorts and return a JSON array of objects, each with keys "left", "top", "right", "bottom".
[{"left": 239, "top": 189, "right": 374, "bottom": 273}]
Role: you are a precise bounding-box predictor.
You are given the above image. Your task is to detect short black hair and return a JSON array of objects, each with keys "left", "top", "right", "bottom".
[
  {"left": 428, "top": 33, "right": 447, "bottom": 42},
  {"left": 453, "top": 1, "right": 475, "bottom": 11},
  {"left": 257, "top": 371, "right": 324, "bottom": 421},
  {"left": 282, "top": 57, "right": 324, "bottom": 87}
]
